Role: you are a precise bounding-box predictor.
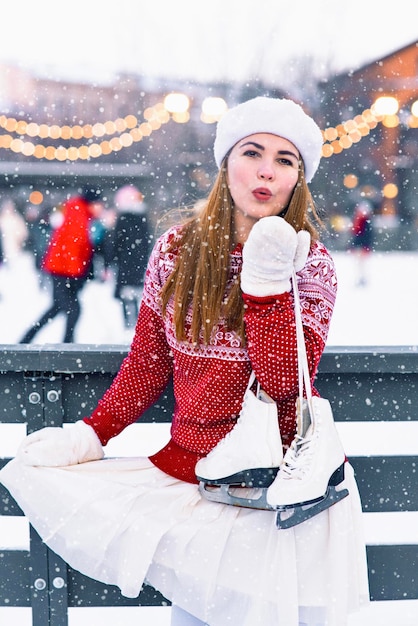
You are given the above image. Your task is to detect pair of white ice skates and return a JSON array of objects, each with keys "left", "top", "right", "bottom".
[{"left": 195, "top": 373, "right": 349, "bottom": 529}]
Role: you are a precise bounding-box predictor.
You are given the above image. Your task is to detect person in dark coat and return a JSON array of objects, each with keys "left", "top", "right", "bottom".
[
  {"left": 19, "top": 188, "right": 99, "bottom": 343},
  {"left": 24, "top": 203, "right": 52, "bottom": 288},
  {"left": 111, "top": 185, "right": 150, "bottom": 328}
]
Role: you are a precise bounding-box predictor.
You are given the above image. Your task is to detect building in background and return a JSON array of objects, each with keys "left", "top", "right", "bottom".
[{"left": 317, "top": 39, "right": 418, "bottom": 250}]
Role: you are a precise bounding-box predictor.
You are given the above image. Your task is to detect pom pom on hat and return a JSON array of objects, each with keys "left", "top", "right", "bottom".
[{"left": 213, "top": 96, "right": 323, "bottom": 182}]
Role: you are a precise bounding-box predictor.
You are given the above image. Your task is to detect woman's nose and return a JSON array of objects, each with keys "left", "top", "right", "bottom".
[{"left": 258, "top": 164, "right": 274, "bottom": 180}]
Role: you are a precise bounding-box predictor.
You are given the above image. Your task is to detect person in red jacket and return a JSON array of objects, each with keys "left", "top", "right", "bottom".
[
  {"left": 3, "top": 98, "right": 369, "bottom": 626},
  {"left": 19, "top": 188, "right": 99, "bottom": 343}
]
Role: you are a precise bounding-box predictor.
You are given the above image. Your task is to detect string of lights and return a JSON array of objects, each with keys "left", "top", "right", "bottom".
[
  {"left": 1, "top": 95, "right": 417, "bottom": 162},
  {"left": 320, "top": 108, "right": 382, "bottom": 157},
  {"left": 0, "top": 104, "right": 171, "bottom": 161}
]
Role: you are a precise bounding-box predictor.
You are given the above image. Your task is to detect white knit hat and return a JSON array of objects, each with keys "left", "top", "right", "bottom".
[{"left": 213, "top": 96, "right": 323, "bottom": 182}]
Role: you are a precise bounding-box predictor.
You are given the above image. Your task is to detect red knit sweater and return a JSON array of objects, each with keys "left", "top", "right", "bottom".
[{"left": 85, "top": 226, "right": 337, "bottom": 483}]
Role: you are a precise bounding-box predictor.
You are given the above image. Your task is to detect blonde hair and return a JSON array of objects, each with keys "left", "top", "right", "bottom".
[{"left": 161, "top": 159, "right": 322, "bottom": 344}]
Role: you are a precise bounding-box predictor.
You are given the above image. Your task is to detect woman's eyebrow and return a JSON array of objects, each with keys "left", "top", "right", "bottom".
[
  {"left": 240, "top": 140, "right": 265, "bottom": 150},
  {"left": 240, "top": 141, "right": 299, "bottom": 160},
  {"left": 278, "top": 149, "right": 299, "bottom": 160}
]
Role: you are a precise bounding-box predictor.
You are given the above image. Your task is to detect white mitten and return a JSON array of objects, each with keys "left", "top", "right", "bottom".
[
  {"left": 17, "top": 421, "right": 104, "bottom": 467},
  {"left": 241, "top": 216, "right": 311, "bottom": 297}
]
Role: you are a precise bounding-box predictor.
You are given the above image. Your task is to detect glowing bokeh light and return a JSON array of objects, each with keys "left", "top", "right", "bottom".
[
  {"left": 372, "top": 96, "right": 399, "bottom": 116},
  {"left": 164, "top": 93, "right": 190, "bottom": 114}
]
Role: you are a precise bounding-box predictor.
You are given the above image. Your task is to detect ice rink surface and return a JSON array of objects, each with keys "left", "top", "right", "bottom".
[{"left": 1, "top": 248, "right": 417, "bottom": 347}]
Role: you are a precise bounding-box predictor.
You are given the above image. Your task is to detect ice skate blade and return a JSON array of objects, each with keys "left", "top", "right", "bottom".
[
  {"left": 196, "top": 466, "right": 279, "bottom": 488},
  {"left": 199, "top": 482, "right": 275, "bottom": 511},
  {"left": 275, "top": 485, "right": 349, "bottom": 529}
]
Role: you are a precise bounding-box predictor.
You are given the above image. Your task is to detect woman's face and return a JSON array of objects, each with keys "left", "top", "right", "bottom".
[{"left": 226, "top": 132, "right": 301, "bottom": 243}]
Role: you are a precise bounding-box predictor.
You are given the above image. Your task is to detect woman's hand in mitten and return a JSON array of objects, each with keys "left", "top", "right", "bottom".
[
  {"left": 240, "top": 216, "right": 311, "bottom": 297},
  {"left": 17, "top": 421, "right": 104, "bottom": 467}
]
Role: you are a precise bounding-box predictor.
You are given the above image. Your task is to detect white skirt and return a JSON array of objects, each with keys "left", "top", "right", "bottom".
[{"left": 0, "top": 456, "right": 369, "bottom": 626}]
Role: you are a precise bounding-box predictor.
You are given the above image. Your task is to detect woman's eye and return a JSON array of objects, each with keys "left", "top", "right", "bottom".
[{"left": 243, "top": 149, "right": 259, "bottom": 157}]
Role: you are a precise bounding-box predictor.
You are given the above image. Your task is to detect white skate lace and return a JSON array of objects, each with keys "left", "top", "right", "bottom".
[{"left": 279, "top": 430, "right": 315, "bottom": 480}]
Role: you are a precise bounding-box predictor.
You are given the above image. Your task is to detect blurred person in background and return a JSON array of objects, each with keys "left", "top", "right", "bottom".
[
  {"left": 350, "top": 198, "right": 374, "bottom": 286},
  {"left": 88, "top": 198, "right": 116, "bottom": 282},
  {"left": 19, "top": 188, "right": 100, "bottom": 343},
  {"left": 0, "top": 198, "right": 28, "bottom": 267},
  {"left": 110, "top": 184, "right": 150, "bottom": 328},
  {"left": 24, "top": 203, "right": 53, "bottom": 288}
]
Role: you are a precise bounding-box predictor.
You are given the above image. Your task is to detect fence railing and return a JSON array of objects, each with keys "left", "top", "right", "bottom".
[{"left": 1, "top": 344, "right": 418, "bottom": 625}]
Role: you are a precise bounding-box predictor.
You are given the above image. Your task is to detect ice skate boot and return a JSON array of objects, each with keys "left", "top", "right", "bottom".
[
  {"left": 196, "top": 372, "right": 283, "bottom": 509},
  {"left": 266, "top": 396, "right": 349, "bottom": 529}
]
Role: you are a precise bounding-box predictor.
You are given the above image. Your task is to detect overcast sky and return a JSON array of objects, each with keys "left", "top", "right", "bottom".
[{"left": 1, "top": 0, "right": 417, "bottom": 86}]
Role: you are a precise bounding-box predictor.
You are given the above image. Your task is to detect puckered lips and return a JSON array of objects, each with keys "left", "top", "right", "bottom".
[{"left": 252, "top": 187, "right": 272, "bottom": 201}]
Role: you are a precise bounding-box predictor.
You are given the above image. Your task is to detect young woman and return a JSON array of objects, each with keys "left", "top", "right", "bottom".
[{"left": 0, "top": 96, "right": 369, "bottom": 625}]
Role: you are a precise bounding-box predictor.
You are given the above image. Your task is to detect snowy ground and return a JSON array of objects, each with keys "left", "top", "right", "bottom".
[
  {"left": 327, "top": 249, "right": 418, "bottom": 347},
  {"left": 0, "top": 252, "right": 134, "bottom": 346},
  {"left": 0, "top": 248, "right": 417, "bottom": 347},
  {"left": 1, "top": 249, "right": 418, "bottom": 625}
]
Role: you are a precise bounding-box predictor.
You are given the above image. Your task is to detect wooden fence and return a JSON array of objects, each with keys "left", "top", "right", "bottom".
[{"left": 1, "top": 345, "right": 417, "bottom": 625}]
